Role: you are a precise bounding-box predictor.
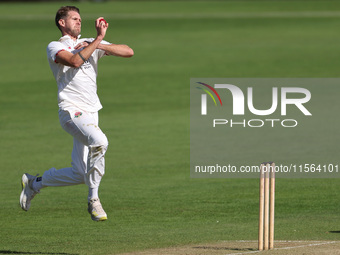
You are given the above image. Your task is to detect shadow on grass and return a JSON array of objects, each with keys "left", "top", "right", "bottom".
[
  {"left": 0, "top": 251, "right": 78, "bottom": 255},
  {"left": 329, "top": 230, "right": 340, "bottom": 233},
  {"left": 193, "top": 246, "right": 256, "bottom": 252}
]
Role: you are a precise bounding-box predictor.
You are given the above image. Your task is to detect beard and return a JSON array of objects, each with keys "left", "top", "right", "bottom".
[{"left": 68, "top": 27, "right": 81, "bottom": 38}]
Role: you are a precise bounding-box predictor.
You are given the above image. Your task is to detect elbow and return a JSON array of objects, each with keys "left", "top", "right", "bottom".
[
  {"left": 125, "top": 48, "right": 134, "bottom": 58},
  {"left": 70, "top": 60, "right": 83, "bottom": 68},
  {"left": 69, "top": 54, "right": 84, "bottom": 68}
]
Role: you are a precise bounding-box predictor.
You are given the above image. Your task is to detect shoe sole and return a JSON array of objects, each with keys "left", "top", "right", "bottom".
[
  {"left": 19, "top": 174, "right": 28, "bottom": 211},
  {"left": 91, "top": 215, "right": 108, "bottom": 221}
]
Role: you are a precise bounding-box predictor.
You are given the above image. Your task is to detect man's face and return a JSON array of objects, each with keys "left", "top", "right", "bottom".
[{"left": 60, "top": 11, "right": 81, "bottom": 37}]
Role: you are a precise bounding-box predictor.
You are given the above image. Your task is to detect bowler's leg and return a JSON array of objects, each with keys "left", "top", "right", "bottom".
[
  {"left": 60, "top": 110, "right": 109, "bottom": 221},
  {"left": 83, "top": 112, "right": 109, "bottom": 221},
  {"left": 20, "top": 109, "right": 109, "bottom": 221}
]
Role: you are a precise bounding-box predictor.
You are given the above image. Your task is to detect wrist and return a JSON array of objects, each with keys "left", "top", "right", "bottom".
[{"left": 95, "top": 35, "right": 104, "bottom": 42}]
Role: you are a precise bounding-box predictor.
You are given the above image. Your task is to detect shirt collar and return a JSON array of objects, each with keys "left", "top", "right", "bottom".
[{"left": 59, "top": 34, "right": 82, "bottom": 42}]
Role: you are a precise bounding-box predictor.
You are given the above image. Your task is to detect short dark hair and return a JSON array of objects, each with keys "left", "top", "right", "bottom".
[{"left": 55, "top": 6, "right": 80, "bottom": 31}]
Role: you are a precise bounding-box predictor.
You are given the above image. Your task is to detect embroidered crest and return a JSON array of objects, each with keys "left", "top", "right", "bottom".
[{"left": 74, "top": 112, "right": 82, "bottom": 118}]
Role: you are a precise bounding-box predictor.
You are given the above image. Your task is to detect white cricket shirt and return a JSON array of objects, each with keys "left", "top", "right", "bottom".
[{"left": 47, "top": 35, "right": 110, "bottom": 112}]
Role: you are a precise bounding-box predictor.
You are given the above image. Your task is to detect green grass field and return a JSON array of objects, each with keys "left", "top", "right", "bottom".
[{"left": 1, "top": 1, "right": 340, "bottom": 254}]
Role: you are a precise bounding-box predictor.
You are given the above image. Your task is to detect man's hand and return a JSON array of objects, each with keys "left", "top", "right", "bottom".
[
  {"left": 95, "top": 17, "right": 108, "bottom": 40},
  {"left": 74, "top": 41, "right": 89, "bottom": 50}
]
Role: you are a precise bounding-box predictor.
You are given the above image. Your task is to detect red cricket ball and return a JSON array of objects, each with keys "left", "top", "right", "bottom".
[{"left": 99, "top": 18, "right": 107, "bottom": 24}]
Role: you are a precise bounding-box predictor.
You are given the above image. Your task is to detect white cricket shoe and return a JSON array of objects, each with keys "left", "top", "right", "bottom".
[
  {"left": 88, "top": 198, "right": 107, "bottom": 221},
  {"left": 20, "top": 173, "right": 40, "bottom": 211}
]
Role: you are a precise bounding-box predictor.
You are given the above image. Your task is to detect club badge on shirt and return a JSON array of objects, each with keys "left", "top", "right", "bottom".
[{"left": 75, "top": 112, "right": 82, "bottom": 118}]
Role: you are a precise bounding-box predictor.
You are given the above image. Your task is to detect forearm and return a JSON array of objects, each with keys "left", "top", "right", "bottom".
[
  {"left": 72, "top": 37, "right": 103, "bottom": 66},
  {"left": 57, "top": 37, "right": 104, "bottom": 68},
  {"left": 98, "top": 43, "right": 134, "bottom": 58},
  {"left": 80, "top": 37, "right": 104, "bottom": 59}
]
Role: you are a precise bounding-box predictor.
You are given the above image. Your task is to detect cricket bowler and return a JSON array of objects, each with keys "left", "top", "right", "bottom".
[{"left": 19, "top": 6, "right": 133, "bottom": 221}]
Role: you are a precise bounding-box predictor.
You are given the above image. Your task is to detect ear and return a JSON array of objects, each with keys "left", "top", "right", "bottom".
[{"left": 59, "top": 19, "right": 65, "bottom": 28}]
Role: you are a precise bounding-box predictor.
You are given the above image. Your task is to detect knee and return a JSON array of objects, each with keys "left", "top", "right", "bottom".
[
  {"left": 91, "top": 135, "right": 108, "bottom": 152},
  {"left": 101, "top": 135, "right": 109, "bottom": 150},
  {"left": 100, "top": 139, "right": 108, "bottom": 153}
]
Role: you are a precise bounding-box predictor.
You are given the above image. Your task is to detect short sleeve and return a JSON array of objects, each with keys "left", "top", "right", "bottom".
[
  {"left": 100, "top": 39, "right": 111, "bottom": 45},
  {"left": 47, "top": 41, "right": 67, "bottom": 63},
  {"left": 98, "top": 39, "right": 111, "bottom": 59}
]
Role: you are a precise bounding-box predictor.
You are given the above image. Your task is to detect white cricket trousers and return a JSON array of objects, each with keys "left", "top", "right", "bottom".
[{"left": 42, "top": 108, "right": 108, "bottom": 189}]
